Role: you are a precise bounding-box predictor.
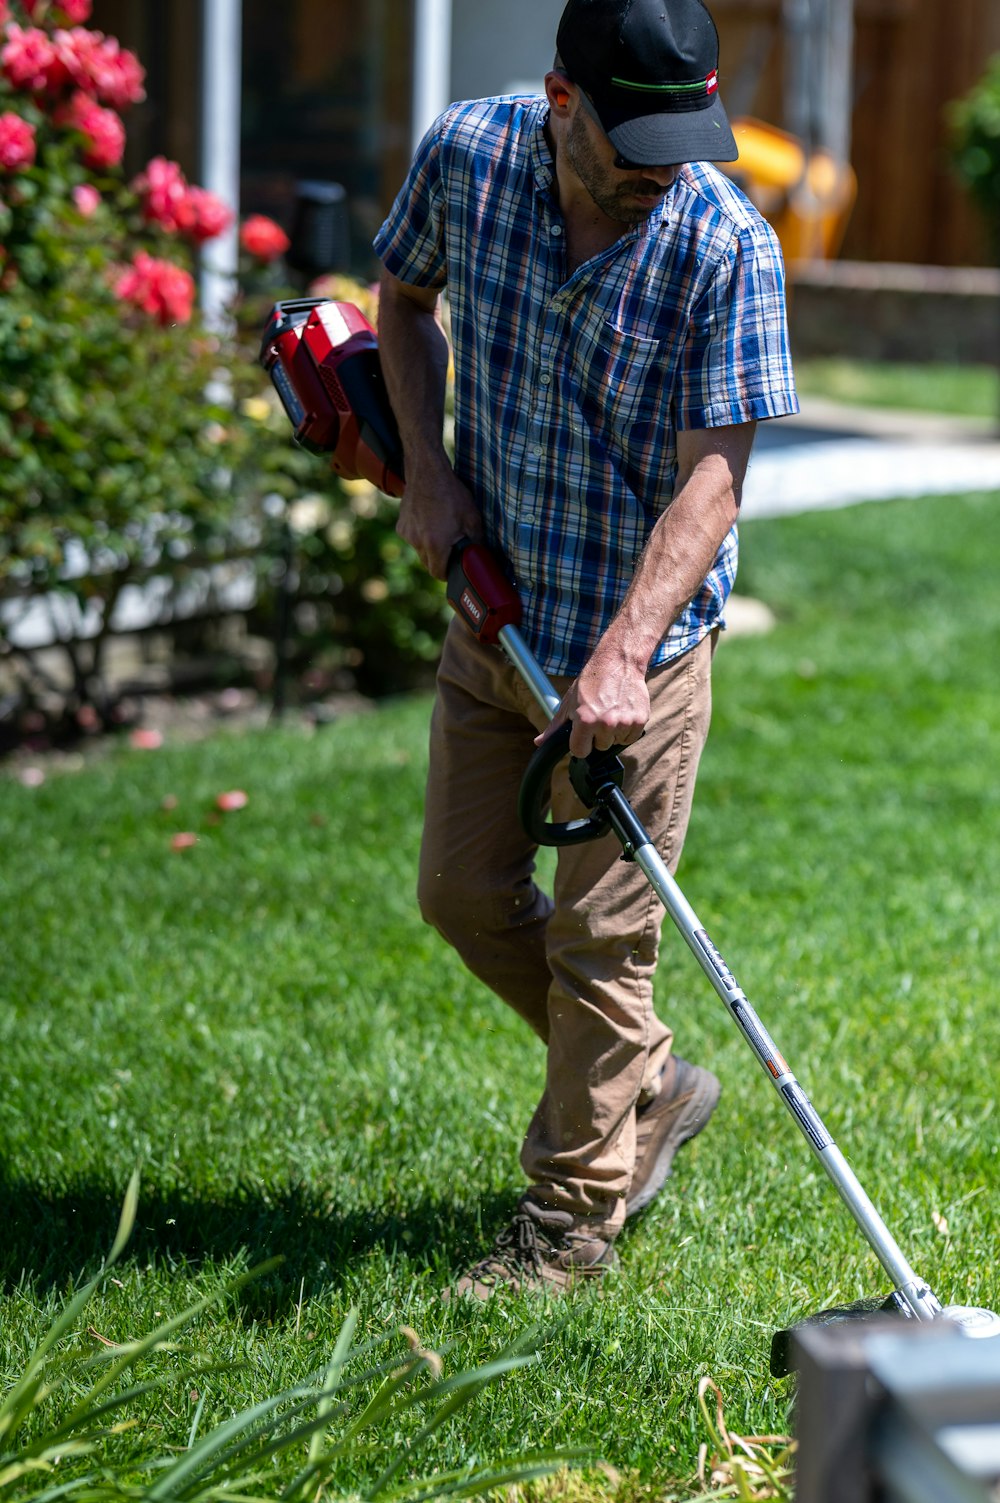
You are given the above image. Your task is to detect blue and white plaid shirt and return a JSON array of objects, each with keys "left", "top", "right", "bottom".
[{"left": 375, "top": 95, "right": 798, "bottom": 676}]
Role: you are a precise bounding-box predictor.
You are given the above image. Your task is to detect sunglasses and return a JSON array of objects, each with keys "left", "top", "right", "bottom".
[{"left": 573, "top": 85, "right": 677, "bottom": 174}]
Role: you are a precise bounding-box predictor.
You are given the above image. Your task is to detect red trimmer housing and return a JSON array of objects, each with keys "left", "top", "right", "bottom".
[
  {"left": 445, "top": 538, "right": 522, "bottom": 646},
  {"left": 259, "top": 298, "right": 405, "bottom": 497}
]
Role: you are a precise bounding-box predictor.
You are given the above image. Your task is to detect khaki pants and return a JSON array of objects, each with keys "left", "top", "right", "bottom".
[{"left": 418, "top": 617, "right": 715, "bottom": 1234}]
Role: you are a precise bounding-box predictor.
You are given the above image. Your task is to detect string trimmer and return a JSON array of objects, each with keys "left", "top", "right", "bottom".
[{"left": 261, "top": 296, "right": 1000, "bottom": 1374}]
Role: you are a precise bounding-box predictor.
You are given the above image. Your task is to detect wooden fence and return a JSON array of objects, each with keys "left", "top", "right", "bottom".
[{"left": 713, "top": 0, "right": 1000, "bottom": 267}]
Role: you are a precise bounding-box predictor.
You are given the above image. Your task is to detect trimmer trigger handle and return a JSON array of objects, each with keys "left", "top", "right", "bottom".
[{"left": 445, "top": 538, "right": 522, "bottom": 645}]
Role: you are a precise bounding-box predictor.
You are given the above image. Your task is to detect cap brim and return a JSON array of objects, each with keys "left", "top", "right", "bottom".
[{"left": 607, "top": 94, "right": 738, "bottom": 165}]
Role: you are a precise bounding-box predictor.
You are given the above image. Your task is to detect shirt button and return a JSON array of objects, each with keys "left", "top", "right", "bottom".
[
  {"left": 550, "top": 224, "right": 563, "bottom": 236},
  {"left": 539, "top": 374, "right": 551, "bottom": 386}
]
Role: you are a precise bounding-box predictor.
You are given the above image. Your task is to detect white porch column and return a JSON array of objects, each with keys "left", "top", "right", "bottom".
[
  {"left": 411, "top": 0, "right": 453, "bottom": 151},
  {"left": 200, "top": 0, "right": 244, "bottom": 328}
]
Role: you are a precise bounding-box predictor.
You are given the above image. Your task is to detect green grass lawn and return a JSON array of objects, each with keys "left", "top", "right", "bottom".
[
  {"left": 2, "top": 489, "right": 999, "bottom": 1499},
  {"left": 793, "top": 357, "right": 999, "bottom": 418}
]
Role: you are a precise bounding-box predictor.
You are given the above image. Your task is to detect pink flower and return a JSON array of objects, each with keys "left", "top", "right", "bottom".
[
  {"left": 1, "top": 24, "right": 56, "bottom": 93},
  {"left": 240, "top": 214, "right": 290, "bottom": 261},
  {"left": 170, "top": 832, "right": 198, "bottom": 851},
  {"left": 0, "top": 112, "right": 37, "bottom": 172},
  {"left": 72, "top": 181, "right": 100, "bottom": 215},
  {"left": 102, "top": 40, "right": 145, "bottom": 109},
  {"left": 63, "top": 28, "right": 145, "bottom": 109},
  {"left": 56, "top": 89, "right": 125, "bottom": 168},
  {"left": 115, "top": 250, "right": 195, "bottom": 326},
  {"left": 0, "top": 2, "right": 9, "bottom": 25},
  {"left": 132, "top": 155, "right": 190, "bottom": 233},
  {"left": 23, "top": 0, "right": 94, "bottom": 19},
  {"left": 54, "top": 0, "right": 94, "bottom": 22},
  {"left": 216, "top": 790, "right": 249, "bottom": 811},
  {"left": 183, "top": 185, "right": 233, "bottom": 242},
  {"left": 130, "top": 727, "right": 162, "bottom": 749},
  {"left": 0, "top": 22, "right": 130, "bottom": 102},
  {"left": 132, "top": 159, "right": 233, "bottom": 241}
]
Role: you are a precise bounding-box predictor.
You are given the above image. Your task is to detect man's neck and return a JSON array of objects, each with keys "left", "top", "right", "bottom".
[{"left": 543, "top": 117, "right": 626, "bottom": 272}]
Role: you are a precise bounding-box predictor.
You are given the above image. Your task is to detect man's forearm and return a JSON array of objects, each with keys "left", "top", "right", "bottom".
[
  {"left": 376, "top": 271, "right": 452, "bottom": 480},
  {"left": 376, "top": 267, "right": 483, "bottom": 576},
  {"left": 542, "top": 449, "right": 744, "bottom": 757},
  {"left": 602, "top": 460, "right": 740, "bottom": 673},
  {"left": 597, "top": 421, "right": 755, "bottom": 678},
  {"left": 540, "top": 422, "right": 753, "bottom": 756}
]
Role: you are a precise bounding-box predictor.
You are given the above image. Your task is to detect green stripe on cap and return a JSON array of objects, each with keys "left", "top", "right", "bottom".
[{"left": 612, "top": 76, "right": 711, "bottom": 93}]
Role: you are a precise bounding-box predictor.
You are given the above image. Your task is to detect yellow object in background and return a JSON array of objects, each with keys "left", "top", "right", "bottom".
[{"left": 727, "top": 116, "right": 857, "bottom": 262}]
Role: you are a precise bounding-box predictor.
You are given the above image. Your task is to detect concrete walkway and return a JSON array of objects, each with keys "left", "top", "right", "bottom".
[{"left": 743, "top": 397, "right": 1000, "bottom": 520}]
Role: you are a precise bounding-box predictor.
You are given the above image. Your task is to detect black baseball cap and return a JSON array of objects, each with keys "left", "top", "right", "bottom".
[{"left": 555, "top": 0, "right": 738, "bottom": 166}]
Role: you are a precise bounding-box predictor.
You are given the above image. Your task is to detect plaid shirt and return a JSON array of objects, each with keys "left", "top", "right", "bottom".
[{"left": 374, "top": 95, "right": 798, "bottom": 676}]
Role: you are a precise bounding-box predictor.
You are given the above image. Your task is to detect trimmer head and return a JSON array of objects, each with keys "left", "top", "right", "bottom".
[
  {"left": 770, "top": 1295, "right": 907, "bottom": 1377},
  {"left": 770, "top": 1296, "right": 1000, "bottom": 1377}
]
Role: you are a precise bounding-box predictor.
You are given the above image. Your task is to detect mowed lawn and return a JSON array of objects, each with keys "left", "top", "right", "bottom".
[{"left": 1, "top": 487, "right": 998, "bottom": 1499}]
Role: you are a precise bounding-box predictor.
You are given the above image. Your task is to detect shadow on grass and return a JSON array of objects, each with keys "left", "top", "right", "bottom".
[{"left": 0, "top": 1174, "right": 518, "bottom": 1315}]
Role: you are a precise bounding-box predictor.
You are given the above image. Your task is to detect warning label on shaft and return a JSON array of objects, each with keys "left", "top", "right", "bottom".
[
  {"left": 694, "top": 929, "right": 741, "bottom": 998},
  {"left": 780, "top": 1081, "right": 833, "bottom": 1152}
]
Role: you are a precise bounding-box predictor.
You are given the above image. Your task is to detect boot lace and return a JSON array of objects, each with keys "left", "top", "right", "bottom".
[{"left": 476, "top": 1211, "right": 555, "bottom": 1283}]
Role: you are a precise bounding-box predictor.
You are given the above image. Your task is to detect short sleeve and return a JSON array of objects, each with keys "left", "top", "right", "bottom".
[
  {"left": 373, "top": 118, "right": 449, "bottom": 291},
  {"left": 674, "top": 219, "right": 798, "bottom": 429}
]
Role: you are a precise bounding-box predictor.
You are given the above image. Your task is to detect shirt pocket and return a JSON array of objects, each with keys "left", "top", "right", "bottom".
[{"left": 571, "top": 322, "right": 666, "bottom": 450}]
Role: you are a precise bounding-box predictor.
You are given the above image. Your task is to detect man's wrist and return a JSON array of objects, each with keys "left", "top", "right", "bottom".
[
  {"left": 593, "top": 619, "right": 657, "bottom": 679},
  {"left": 404, "top": 445, "right": 455, "bottom": 484}
]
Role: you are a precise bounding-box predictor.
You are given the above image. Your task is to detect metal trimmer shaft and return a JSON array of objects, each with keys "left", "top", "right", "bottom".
[{"left": 496, "top": 619, "right": 943, "bottom": 1324}]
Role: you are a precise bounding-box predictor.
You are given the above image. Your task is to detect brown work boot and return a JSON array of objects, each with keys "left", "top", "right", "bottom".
[
  {"left": 447, "top": 1199, "right": 617, "bottom": 1300},
  {"left": 626, "top": 1057, "right": 720, "bottom": 1218}
]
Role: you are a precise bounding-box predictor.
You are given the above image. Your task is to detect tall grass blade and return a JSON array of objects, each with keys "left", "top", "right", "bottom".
[
  {"left": 143, "top": 1386, "right": 321, "bottom": 1500},
  {"left": 281, "top": 1308, "right": 360, "bottom": 1503},
  {"left": 372, "top": 1451, "right": 591, "bottom": 1503},
  {"left": 1, "top": 1169, "right": 143, "bottom": 1451},
  {"left": 58, "top": 1259, "right": 281, "bottom": 1437},
  {"left": 104, "top": 1169, "right": 140, "bottom": 1269},
  {"left": 365, "top": 1335, "right": 544, "bottom": 1498},
  {"left": 0, "top": 1285, "right": 104, "bottom": 1450},
  {"left": 307, "top": 1307, "right": 358, "bottom": 1463}
]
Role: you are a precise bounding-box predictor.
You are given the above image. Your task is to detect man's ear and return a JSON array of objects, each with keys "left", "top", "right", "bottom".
[{"left": 544, "top": 71, "right": 572, "bottom": 113}]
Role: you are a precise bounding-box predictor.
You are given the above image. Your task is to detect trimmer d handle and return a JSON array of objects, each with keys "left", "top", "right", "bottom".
[{"left": 517, "top": 722, "right": 626, "bottom": 848}]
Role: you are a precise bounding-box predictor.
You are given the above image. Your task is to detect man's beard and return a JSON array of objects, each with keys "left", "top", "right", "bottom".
[{"left": 565, "top": 111, "right": 671, "bottom": 226}]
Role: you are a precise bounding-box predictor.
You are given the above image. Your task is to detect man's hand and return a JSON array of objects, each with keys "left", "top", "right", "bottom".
[
  {"left": 396, "top": 459, "right": 483, "bottom": 579},
  {"left": 537, "top": 650, "right": 650, "bottom": 759}
]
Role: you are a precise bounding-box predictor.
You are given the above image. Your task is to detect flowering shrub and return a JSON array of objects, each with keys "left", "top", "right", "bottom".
[
  {"left": 0, "top": 0, "right": 448, "bottom": 743},
  {"left": 0, "top": 0, "right": 286, "bottom": 733}
]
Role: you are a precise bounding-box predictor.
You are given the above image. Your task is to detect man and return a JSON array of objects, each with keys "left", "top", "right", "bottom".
[{"left": 373, "top": 0, "right": 798, "bottom": 1296}]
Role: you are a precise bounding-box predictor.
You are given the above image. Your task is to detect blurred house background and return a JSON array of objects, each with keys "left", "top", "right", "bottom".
[{"left": 91, "top": 0, "right": 1000, "bottom": 356}]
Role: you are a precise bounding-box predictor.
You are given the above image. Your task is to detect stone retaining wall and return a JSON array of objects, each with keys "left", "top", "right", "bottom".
[{"left": 787, "top": 261, "right": 1000, "bottom": 366}]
